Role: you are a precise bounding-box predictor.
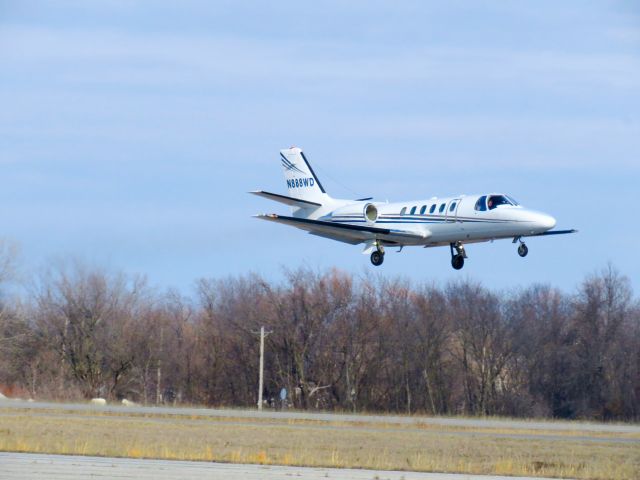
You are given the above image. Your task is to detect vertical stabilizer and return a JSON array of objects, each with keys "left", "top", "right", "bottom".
[{"left": 280, "top": 147, "right": 329, "bottom": 204}]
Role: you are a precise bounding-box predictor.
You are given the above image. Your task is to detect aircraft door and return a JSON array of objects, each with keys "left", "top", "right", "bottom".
[{"left": 445, "top": 198, "right": 462, "bottom": 223}]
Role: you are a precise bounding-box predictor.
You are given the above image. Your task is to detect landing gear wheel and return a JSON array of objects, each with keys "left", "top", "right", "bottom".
[
  {"left": 451, "top": 254, "right": 464, "bottom": 270},
  {"left": 517, "top": 243, "right": 529, "bottom": 258},
  {"left": 370, "top": 250, "right": 384, "bottom": 266}
]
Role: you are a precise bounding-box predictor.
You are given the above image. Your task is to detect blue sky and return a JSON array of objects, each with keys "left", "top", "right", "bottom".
[{"left": 1, "top": 1, "right": 639, "bottom": 294}]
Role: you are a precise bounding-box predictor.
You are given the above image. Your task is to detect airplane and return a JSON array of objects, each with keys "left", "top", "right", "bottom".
[{"left": 252, "top": 147, "right": 576, "bottom": 269}]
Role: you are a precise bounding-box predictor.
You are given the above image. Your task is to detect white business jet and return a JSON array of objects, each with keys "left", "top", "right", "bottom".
[{"left": 252, "top": 147, "right": 576, "bottom": 269}]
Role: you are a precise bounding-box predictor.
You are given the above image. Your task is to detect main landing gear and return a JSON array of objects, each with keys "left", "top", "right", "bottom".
[
  {"left": 513, "top": 237, "right": 529, "bottom": 257},
  {"left": 370, "top": 242, "right": 385, "bottom": 266},
  {"left": 450, "top": 242, "right": 467, "bottom": 270}
]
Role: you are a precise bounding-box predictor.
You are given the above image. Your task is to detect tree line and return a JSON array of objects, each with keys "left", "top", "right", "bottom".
[{"left": 0, "top": 256, "right": 638, "bottom": 420}]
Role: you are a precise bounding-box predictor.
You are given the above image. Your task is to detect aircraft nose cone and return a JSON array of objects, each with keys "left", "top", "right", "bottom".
[
  {"left": 540, "top": 213, "right": 556, "bottom": 230},
  {"left": 526, "top": 211, "right": 556, "bottom": 231}
]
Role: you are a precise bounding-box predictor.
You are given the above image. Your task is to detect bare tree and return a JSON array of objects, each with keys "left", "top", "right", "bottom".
[
  {"left": 33, "top": 262, "right": 147, "bottom": 399},
  {"left": 447, "top": 281, "right": 516, "bottom": 415},
  {"left": 0, "top": 258, "right": 638, "bottom": 420},
  {"left": 572, "top": 265, "right": 634, "bottom": 418}
]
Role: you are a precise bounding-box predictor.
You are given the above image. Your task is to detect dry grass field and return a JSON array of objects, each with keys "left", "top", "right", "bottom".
[{"left": 0, "top": 406, "right": 638, "bottom": 479}]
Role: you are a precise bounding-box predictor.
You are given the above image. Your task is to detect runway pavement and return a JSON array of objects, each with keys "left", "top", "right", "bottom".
[
  {"left": 0, "top": 453, "right": 569, "bottom": 480},
  {"left": 0, "top": 398, "right": 638, "bottom": 434}
]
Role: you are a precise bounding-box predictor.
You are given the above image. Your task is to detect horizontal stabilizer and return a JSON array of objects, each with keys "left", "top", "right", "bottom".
[{"left": 250, "top": 191, "right": 322, "bottom": 208}]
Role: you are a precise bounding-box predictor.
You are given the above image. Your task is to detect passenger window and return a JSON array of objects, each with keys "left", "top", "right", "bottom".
[
  {"left": 474, "top": 196, "right": 487, "bottom": 212},
  {"left": 420, "top": 205, "right": 426, "bottom": 215},
  {"left": 410, "top": 206, "right": 416, "bottom": 215},
  {"left": 400, "top": 207, "right": 406, "bottom": 215},
  {"left": 429, "top": 204, "right": 436, "bottom": 214},
  {"left": 449, "top": 202, "right": 457, "bottom": 212},
  {"left": 439, "top": 203, "right": 445, "bottom": 213}
]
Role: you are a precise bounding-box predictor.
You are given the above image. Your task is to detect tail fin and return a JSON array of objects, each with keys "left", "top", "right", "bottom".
[{"left": 280, "top": 147, "right": 329, "bottom": 204}]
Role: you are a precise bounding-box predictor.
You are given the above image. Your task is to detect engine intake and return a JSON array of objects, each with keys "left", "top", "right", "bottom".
[{"left": 365, "top": 203, "right": 378, "bottom": 222}]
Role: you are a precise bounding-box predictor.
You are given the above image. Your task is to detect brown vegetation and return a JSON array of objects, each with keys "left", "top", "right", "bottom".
[
  {"left": 0, "top": 258, "right": 638, "bottom": 420},
  {"left": 0, "top": 407, "right": 638, "bottom": 479}
]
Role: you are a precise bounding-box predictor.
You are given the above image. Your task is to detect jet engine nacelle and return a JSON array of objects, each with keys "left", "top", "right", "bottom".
[{"left": 331, "top": 203, "right": 379, "bottom": 223}]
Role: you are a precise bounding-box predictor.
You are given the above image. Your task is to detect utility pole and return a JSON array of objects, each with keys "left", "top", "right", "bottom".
[
  {"left": 254, "top": 326, "right": 272, "bottom": 411},
  {"left": 258, "top": 326, "right": 265, "bottom": 411},
  {"left": 156, "top": 326, "right": 164, "bottom": 405}
]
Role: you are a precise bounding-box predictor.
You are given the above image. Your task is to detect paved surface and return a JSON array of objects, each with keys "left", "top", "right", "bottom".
[
  {"left": 1, "top": 399, "right": 638, "bottom": 434},
  {"left": 0, "top": 453, "right": 566, "bottom": 480}
]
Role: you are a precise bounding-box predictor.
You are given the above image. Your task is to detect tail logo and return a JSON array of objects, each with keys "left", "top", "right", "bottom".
[{"left": 280, "top": 155, "right": 307, "bottom": 176}]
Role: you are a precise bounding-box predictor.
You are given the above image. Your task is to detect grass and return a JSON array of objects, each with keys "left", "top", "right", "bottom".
[{"left": 0, "top": 406, "right": 638, "bottom": 479}]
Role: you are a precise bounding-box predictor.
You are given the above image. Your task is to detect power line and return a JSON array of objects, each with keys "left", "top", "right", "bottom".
[{"left": 307, "top": 155, "right": 365, "bottom": 200}]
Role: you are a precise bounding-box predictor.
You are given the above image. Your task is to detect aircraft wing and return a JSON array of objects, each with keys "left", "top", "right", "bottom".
[
  {"left": 308, "top": 231, "right": 363, "bottom": 245},
  {"left": 250, "top": 191, "right": 322, "bottom": 208},
  {"left": 523, "top": 229, "right": 578, "bottom": 238},
  {"left": 255, "top": 214, "right": 428, "bottom": 244}
]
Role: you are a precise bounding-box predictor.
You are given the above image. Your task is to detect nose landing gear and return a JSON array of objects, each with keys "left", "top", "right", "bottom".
[
  {"left": 517, "top": 243, "right": 529, "bottom": 257},
  {"left": 450, "top": 242, "right": 467, "bottom": 270},
  {"left": 513, "top": 236, "right": 529, "bottom": 257}
]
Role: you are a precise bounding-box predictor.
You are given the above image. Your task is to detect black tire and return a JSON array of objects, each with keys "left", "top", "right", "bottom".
[
  {"left": 518, "top": 244, "right": 529, "bottom": 258},
  {"left": 370, "top": 251, "right": 384, "bottom": 266},
  {"left": 451, "top": 254, "right": 464, "bottom": 270}
]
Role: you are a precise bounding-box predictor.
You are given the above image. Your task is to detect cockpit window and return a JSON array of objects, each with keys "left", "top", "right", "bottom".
[
  {"left": 475, "top": 196, "right": 487, "bottom": 211},
  {"left": 487, "top": 195, "right": 516, "bottom": 210},
  {"left": 506, "top": 195, "right": 520, "bottom": 206}
]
